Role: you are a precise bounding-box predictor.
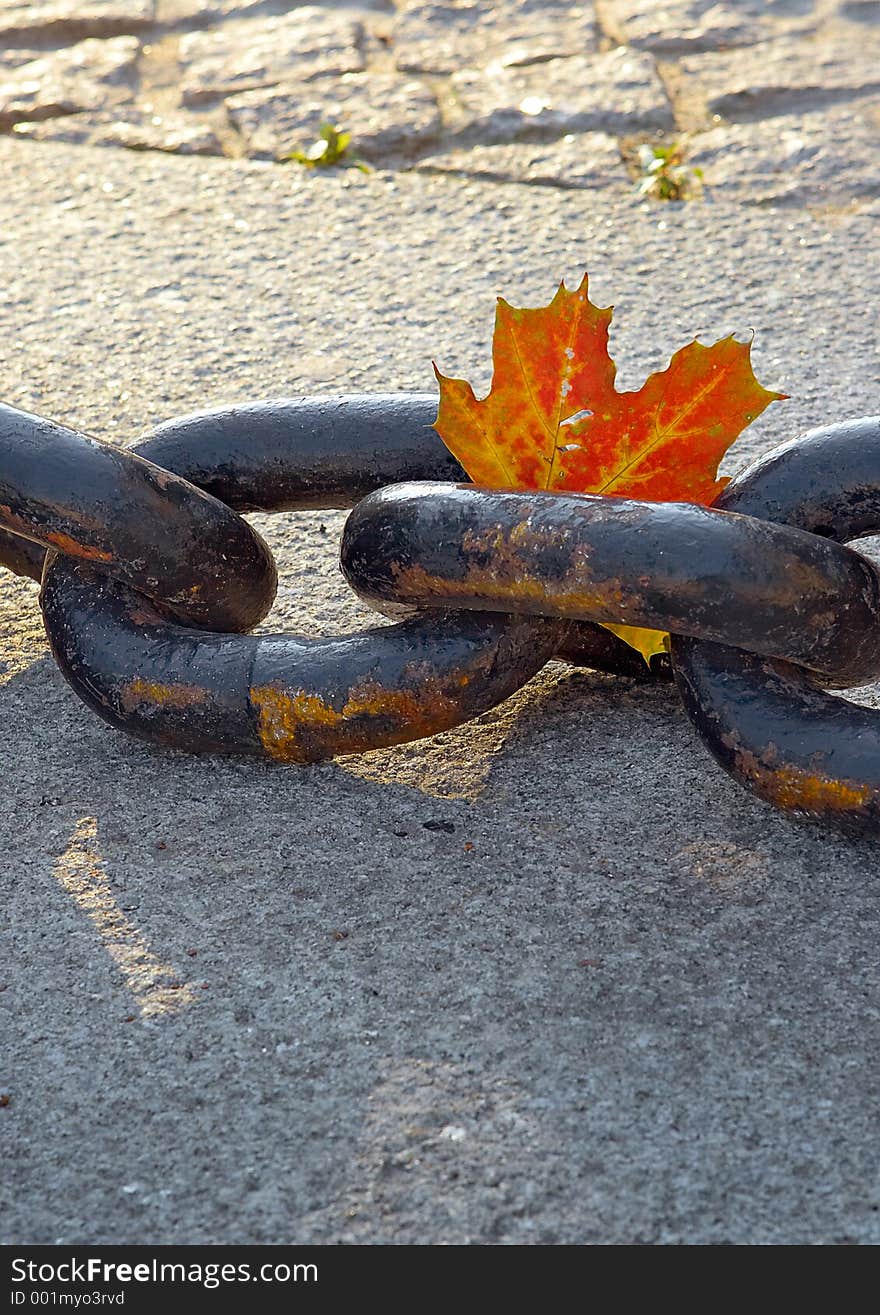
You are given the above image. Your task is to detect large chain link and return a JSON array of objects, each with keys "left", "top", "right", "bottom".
[{"left": 2, "top": 397, "right": 879, "bottom": 830}]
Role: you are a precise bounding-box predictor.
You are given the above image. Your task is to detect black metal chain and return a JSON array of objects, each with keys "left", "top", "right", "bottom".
[{"left": 2, "top": 396, "right": 879, "bottom": 830}]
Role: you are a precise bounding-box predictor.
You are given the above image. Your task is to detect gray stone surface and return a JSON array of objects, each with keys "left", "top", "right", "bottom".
[
  {"left": 447, "top": 47, "right": 674, "bottom": 141},
  {"left": 414, "top": 131, "right": 627, "bottom": 188},
  {"left": 178, "top": 9, "right": 366, "bottom": 107},
  {"left": 598, "top": 0, "right": 812, "bottom": 53},
  {"left": 0, "top": 0, "right": 153, "bottom": 40},
  {"left": 676, "top": 30, "right": 880, "bottom": 123},
  {"left": 227, "top": 71, "right": 442, "bottom": 159},
  {"left": 839, "top": 0, "right": 880, "bottom": 21},
  {"left": 160, "top": 0, "right": 284, "bottom": 15},
  {"left": 394, "top": 0, "right": 599, "bottom": 76},
  {"left": 0, "top": 35, "right": 139, "bottom": 128},
  {"left": 13, "top": 107, "right": 225, "bottom": 154},
  {"left": 0, "top": 47, "right": 44, "bottom": 69},
  {"left": 0, "top": 134, "right": 878, "bottom": 1245},
  {"left": 689, "top": 97, "right": 880, "bottom": 205},
  {"left": 164, "top": 0, "right": 389, "bottom": 17}
]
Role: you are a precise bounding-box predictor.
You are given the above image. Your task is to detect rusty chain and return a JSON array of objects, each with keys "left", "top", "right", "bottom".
[{"left": 2, "top": 397, "right": 879, "bottom": 830}]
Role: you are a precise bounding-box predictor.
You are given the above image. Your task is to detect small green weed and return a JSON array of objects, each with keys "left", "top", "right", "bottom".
[
  {"left": 280, "top": 123, "right": 370, "bottom": 173},
  {"left": 636, "top": 141, "right": 703, "bottom": 201}
]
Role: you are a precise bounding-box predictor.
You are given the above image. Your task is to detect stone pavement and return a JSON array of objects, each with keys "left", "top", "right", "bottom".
[
  {"left": 1, "top": 0, "right": 879, "bottom": 1248},
  {"left": 0, "top": 0, "right": 878, "bottom": 203}
]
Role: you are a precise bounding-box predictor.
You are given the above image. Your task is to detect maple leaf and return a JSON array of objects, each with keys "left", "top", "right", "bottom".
[{"left": 434, "top": 273, "right": 786, "bottom": 663}]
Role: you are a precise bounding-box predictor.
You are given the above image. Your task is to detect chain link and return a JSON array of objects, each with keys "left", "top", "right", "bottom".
[
  {"left": 2, "top": 398, "right": 879, "bottom": 829},
  {"left": 672, "top": 417, "right": 880, "bottom": 828},
  {"left": 0, "top": 402, "right": 276, "bottom": 631}
]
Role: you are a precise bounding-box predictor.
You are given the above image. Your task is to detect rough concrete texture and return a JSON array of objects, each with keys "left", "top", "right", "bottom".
[
  {"left": 1, "top": 0, "right": 880, "bottom": 1249},
  {"left": 676, "top": 29, "right": 880, "bottom": 124},
  {"left": 12, "top": 105, "right": 225, "bottom": 154}
]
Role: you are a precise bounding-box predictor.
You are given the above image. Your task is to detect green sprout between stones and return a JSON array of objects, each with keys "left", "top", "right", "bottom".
[
  {"left": 636, "top": 140, "right": 703, "bottom": 201},
  {"left": 280, "top": 122, "right": 370, "bottom": 173}
]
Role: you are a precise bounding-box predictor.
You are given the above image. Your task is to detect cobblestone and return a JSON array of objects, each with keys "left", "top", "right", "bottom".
[
  {"left": 0, "top": 35, "right": 138, "bottom": 128},
  {"left": 227, "top": 71, "right": 442, "bottom": 160},
  {"left": 689, "top": 97, "right": 880, "bottom": 205},
  {"left": 163, "top": 0, "right": 388, "bottom": 16},
  {"left": 178, "top": 10, "right": 366, "bottom": 107},
  {"left": 839, "top": 0, "right": 880, "bottom": 21},
  {"left": 414, "top": 131, "right": 626, "bottom": 188},
  {"left": 393, "top": 0, "right": 598, "bottom": 75},
  {"left": 0, "top": 1, "right": 876, "bottom": 207},
  {"left": 13, "top": 107, "right": 224, "bottom": 153},
  {"left": 0, "top": 1, "right": 154, "bottom": 41},
  {"left": 597, "top": 0, "right": 813, "bottom": 53},
  {"left": 0, "top": 47, "right": 46, "bottom": 68},
  {"left": 448, "top": 47, "right": 674, "bottom": 141},
  {"left": 675, "top": 29, "right": 880, "bottom": 124}
]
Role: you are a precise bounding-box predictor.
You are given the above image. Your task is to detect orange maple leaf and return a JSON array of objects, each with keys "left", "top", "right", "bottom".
[{"left": 434, "top": 273, "right": 786, "bottom": 662}]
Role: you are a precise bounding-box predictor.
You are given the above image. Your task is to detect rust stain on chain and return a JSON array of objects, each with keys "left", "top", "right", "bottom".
[
  {"left": 251, "top": 687, "right": 340, "bottom": 761},
  {"left": 0, "top": 503, "right": 32, "bottom": 536},
  {"left": 765, "top": 765, "right": 871, "bottom": 812},
  {"left": 251, "top": 678, "right": 468, "bottom": 763},
  {"left": 43, "top": 531, "right": 115, "bottom": 561},
  {"left": 394, "top": 560, "right": 622, "bottom": 618},
  {"left": 122, "top": 678, "right": 210, "bottom": 710}
]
